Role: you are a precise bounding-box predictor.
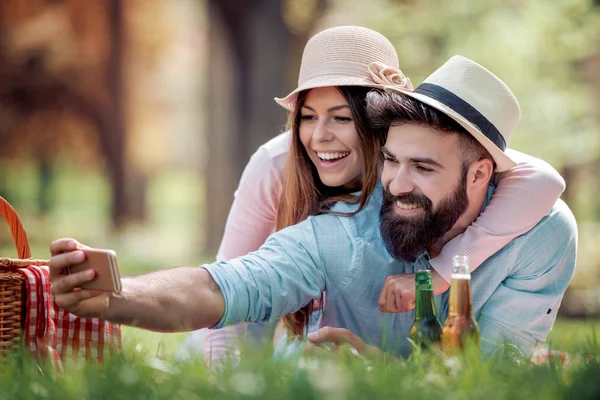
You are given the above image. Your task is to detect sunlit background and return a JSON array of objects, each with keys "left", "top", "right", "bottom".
[{"left": 1, "top": 0, "right": 599, "bottom": 353}]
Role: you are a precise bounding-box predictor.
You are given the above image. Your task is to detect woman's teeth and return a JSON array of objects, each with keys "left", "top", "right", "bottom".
[
  {"left": 396, "top": 200, "right": 420, "bottom": 210},
  {"left": 317, "top": 152, "right": 350, "bottom": 161}
]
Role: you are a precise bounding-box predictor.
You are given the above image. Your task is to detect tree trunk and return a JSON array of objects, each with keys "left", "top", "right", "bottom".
[
  {"left": 204, "top": 0, "right": 293, "bottom": 255},
  {"left": 244, "top": 0, "right": 293, "bottom": 157},
  {"left": 560, "top": 166, "right": 575, "bottom": 206},
  {"left": 204, "top": 3, "right": 244, "bottom": 254},
  {"left": 107, "top": 0, "right": 129, "bottom": 227}
]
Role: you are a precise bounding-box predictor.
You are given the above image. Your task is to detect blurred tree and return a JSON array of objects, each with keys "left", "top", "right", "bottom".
[
  {"left": 0, "top": 0, "right": 138, "bottom": 226},
  {"left": 106, "top": 0, "right": 130, "bottom": 225},
  {"left": 204, "top": 0, "right": 327, "bottom": 254}
]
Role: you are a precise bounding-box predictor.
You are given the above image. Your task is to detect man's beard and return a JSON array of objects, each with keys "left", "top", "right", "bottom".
[{"left": 379, "top": 171, "right": 469, "bottom": 262}]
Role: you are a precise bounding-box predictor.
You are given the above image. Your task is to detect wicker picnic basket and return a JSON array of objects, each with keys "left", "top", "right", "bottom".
[{"left": 0, "top": 196, "right": 49, "bottom": 355}]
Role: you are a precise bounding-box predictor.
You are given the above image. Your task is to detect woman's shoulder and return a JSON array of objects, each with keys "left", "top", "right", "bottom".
[
  {"left": 258, "top": 131, "right": 291, "bottom": 158},
  {"left": 250, "top": 131, "right": 291, "bottom": 173}
]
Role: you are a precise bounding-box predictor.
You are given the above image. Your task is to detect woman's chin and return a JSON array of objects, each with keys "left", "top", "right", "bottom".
[
  {"left": 318, "top": 174, "right": 348, "bottom": 188},
  {"left": 318, "top": 170, "right": 363, "bottom": 190}
]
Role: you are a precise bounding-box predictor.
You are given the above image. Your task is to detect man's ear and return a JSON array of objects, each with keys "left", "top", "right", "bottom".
[{"left": 468, "top": 158, "right": 494, "bottom": 191}]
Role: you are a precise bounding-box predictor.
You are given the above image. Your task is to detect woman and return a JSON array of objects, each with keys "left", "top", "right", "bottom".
[{"left": 178, "top": 26, "right": 565, "bottom": 363}]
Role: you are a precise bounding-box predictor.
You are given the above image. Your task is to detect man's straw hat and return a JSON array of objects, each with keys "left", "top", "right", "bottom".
[
  {"left": 386, "top": 56, "right": 520, "bottom": 171},
  {"left": 275, "top": 26, "right": 413, "bottom": 111}
]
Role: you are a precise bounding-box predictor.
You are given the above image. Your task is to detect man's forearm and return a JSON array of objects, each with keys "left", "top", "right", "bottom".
[{"left": 104, "top": 267, "right": 225, "bottom": 332}]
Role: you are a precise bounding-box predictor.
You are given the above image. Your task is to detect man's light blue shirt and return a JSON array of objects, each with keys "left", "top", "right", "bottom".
[{"left": 202, "top": 183, "right": 577, "bottom": 357}]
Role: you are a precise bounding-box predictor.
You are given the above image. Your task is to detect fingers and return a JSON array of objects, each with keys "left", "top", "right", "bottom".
[
  {"left": 50, "top": 238, "right": 77, "bottom": 256},
  {"left": 50, "top": 250, "right": 86, "bottom": 270},
  {"left": 378, "top": 276, "right": 391, "bottom": 311},
  {"left": 49, "top": 238, "right": 87, "bottom": 280},
  {"left": 400, "top": 292, "right": 415, "bottom": 312},
  {"left": 48, "top": 238, "right": 107, "bottom": 318},
  {"left": 308, "top": 326, "right": 348, "bottom": 344},
  {"left": 54, "top": 290, "right": 108, "bottom": 318},
  {"left": 50, "top": 269, "right": 95, "bottom": 295},
  {"left": 308, "top": 326, "right": 363, "bottom": 353},
  {"left": 48, "top": 250, "right": 86, "bottom": 280},
  {"left": 49, "top": 238, "right": 91, "bottom": 256},
  {"left": 307, "top": 326, "right": 383, "bottom": 359},
  {"left": 387, "top": 283, "right": 398, "bottom": 312},
  {"left": 378, "top": 275, "right": 400, "bottom": 313},
  {"left": 53, "top": 288, "right": 101, "bottom": 310},
  {"left": 51, "top": 269, "right": 106, "bottom": 317},
  {"left": 378, "top": 274, "right": 417, "bottom": 313}
]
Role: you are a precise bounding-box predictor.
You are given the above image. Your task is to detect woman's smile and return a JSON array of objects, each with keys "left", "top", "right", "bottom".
[{"left": 315, "top": 150, "right": 351, "bottom": 167}]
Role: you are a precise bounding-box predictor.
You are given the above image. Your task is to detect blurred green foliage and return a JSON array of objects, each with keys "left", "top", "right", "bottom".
[
  {"left": 346, "top": 0, "right": 600, "bottom": 167},
  {"left": 0, "top": 158, "right": 208, "bottom": 268}
]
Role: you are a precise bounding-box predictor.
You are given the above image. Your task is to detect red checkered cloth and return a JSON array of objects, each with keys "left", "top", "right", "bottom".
[{"left": 18, "top": 265, "right": 121, "bottom": 367}]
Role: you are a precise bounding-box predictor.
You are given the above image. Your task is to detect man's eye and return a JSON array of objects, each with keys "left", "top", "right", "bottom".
[
  {"left": 416, "top": 165, "right": 434, "bottom": 173},
  {"left": 383, "top": 156, "right": 396, "bottom": 163}
]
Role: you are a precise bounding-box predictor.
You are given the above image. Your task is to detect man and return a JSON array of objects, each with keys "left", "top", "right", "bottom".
[{"left": 49, "top": 56, "right": 576, "bottom": 357}]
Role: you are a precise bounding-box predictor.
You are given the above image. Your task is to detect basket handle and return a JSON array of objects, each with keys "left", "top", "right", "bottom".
[{"left": 0, "top": 196, "right": 32, "bottom": 259}]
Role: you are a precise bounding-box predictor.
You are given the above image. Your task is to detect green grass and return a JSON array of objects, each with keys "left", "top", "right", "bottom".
[
  {"left": 547, "top": 318, "right": 600, "bottom": 353},
  {"left": 119, "top": 317, "right": 600, "bottom": 365},
  {"left": 1, "top": 333, "right": 599, "bottom": 400}
]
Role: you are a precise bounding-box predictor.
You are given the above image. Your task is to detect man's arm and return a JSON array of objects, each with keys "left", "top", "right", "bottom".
[
  {"left": 50, "top": 214, "right": 330, "bottom": 332},
  {"left": 475, "top": 199, "right": 577, "bottom": 357},
  {"left": 106, "top": 268, "right": 225, "bottom": 331},
  {"left": 49, "top": 239, "right": 225, "bottom": 332},
  {"left": 204, "top": 217, "right": 330, "bottom": 329}
]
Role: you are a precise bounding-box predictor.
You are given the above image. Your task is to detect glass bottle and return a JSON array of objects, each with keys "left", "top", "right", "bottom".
[
  {"left": 441, "top": 256, "right": 480, "bottom": 355},
  {"left": 409, "top": 270, "right": 443, "bottom": 350}
]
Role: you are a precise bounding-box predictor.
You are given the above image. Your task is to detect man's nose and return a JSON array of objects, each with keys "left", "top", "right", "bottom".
[{"left": 388, "top": 168, "right": 416, "bottom": 197}]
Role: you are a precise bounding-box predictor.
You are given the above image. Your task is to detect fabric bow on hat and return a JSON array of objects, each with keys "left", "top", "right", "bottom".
[{"left": 368, "top": 62, "right": 414, "bottom": 91}]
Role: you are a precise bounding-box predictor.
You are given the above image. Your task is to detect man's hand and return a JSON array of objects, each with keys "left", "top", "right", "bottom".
[
  {"left": 378, "top": 273, "right": 416, "bottom": 313},
  {"left": 49, "top": 238, "right": 110, "bottom": 318},
  {"left": 306, "top": 327, "right": 381, "bottom": 358},
  {"left": 378, "top": 269, "right": 450, "bottom": 313}
]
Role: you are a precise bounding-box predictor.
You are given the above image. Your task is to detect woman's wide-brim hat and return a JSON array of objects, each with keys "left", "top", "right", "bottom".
[
  {"left": 386, "top": 56, "right": 520, "bottom": 172},
  {"left": 275, "top": 26, "right": 413, "bottom": 111}
]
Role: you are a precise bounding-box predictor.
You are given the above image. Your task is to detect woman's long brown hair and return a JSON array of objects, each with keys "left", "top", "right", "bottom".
[{"left": 275, "top": 86, "right": 384, "bottom": 338}]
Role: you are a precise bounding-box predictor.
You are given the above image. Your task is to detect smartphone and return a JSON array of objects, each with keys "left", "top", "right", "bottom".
[{"left": 66, "top": 248, "right": 122, "bottom": 293}]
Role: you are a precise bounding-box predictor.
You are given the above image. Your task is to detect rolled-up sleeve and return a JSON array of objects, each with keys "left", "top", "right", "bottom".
[
  {"left": 477, "top": 200, "right": 577, "bottom": 357},
  {"left": 202, "top": 217, "right": 328, "bottom": 329}
]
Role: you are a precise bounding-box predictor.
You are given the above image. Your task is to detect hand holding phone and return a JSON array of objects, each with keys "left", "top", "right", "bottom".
[{"left": 67, "top": 248, "right": 122, "bottom": 293}]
